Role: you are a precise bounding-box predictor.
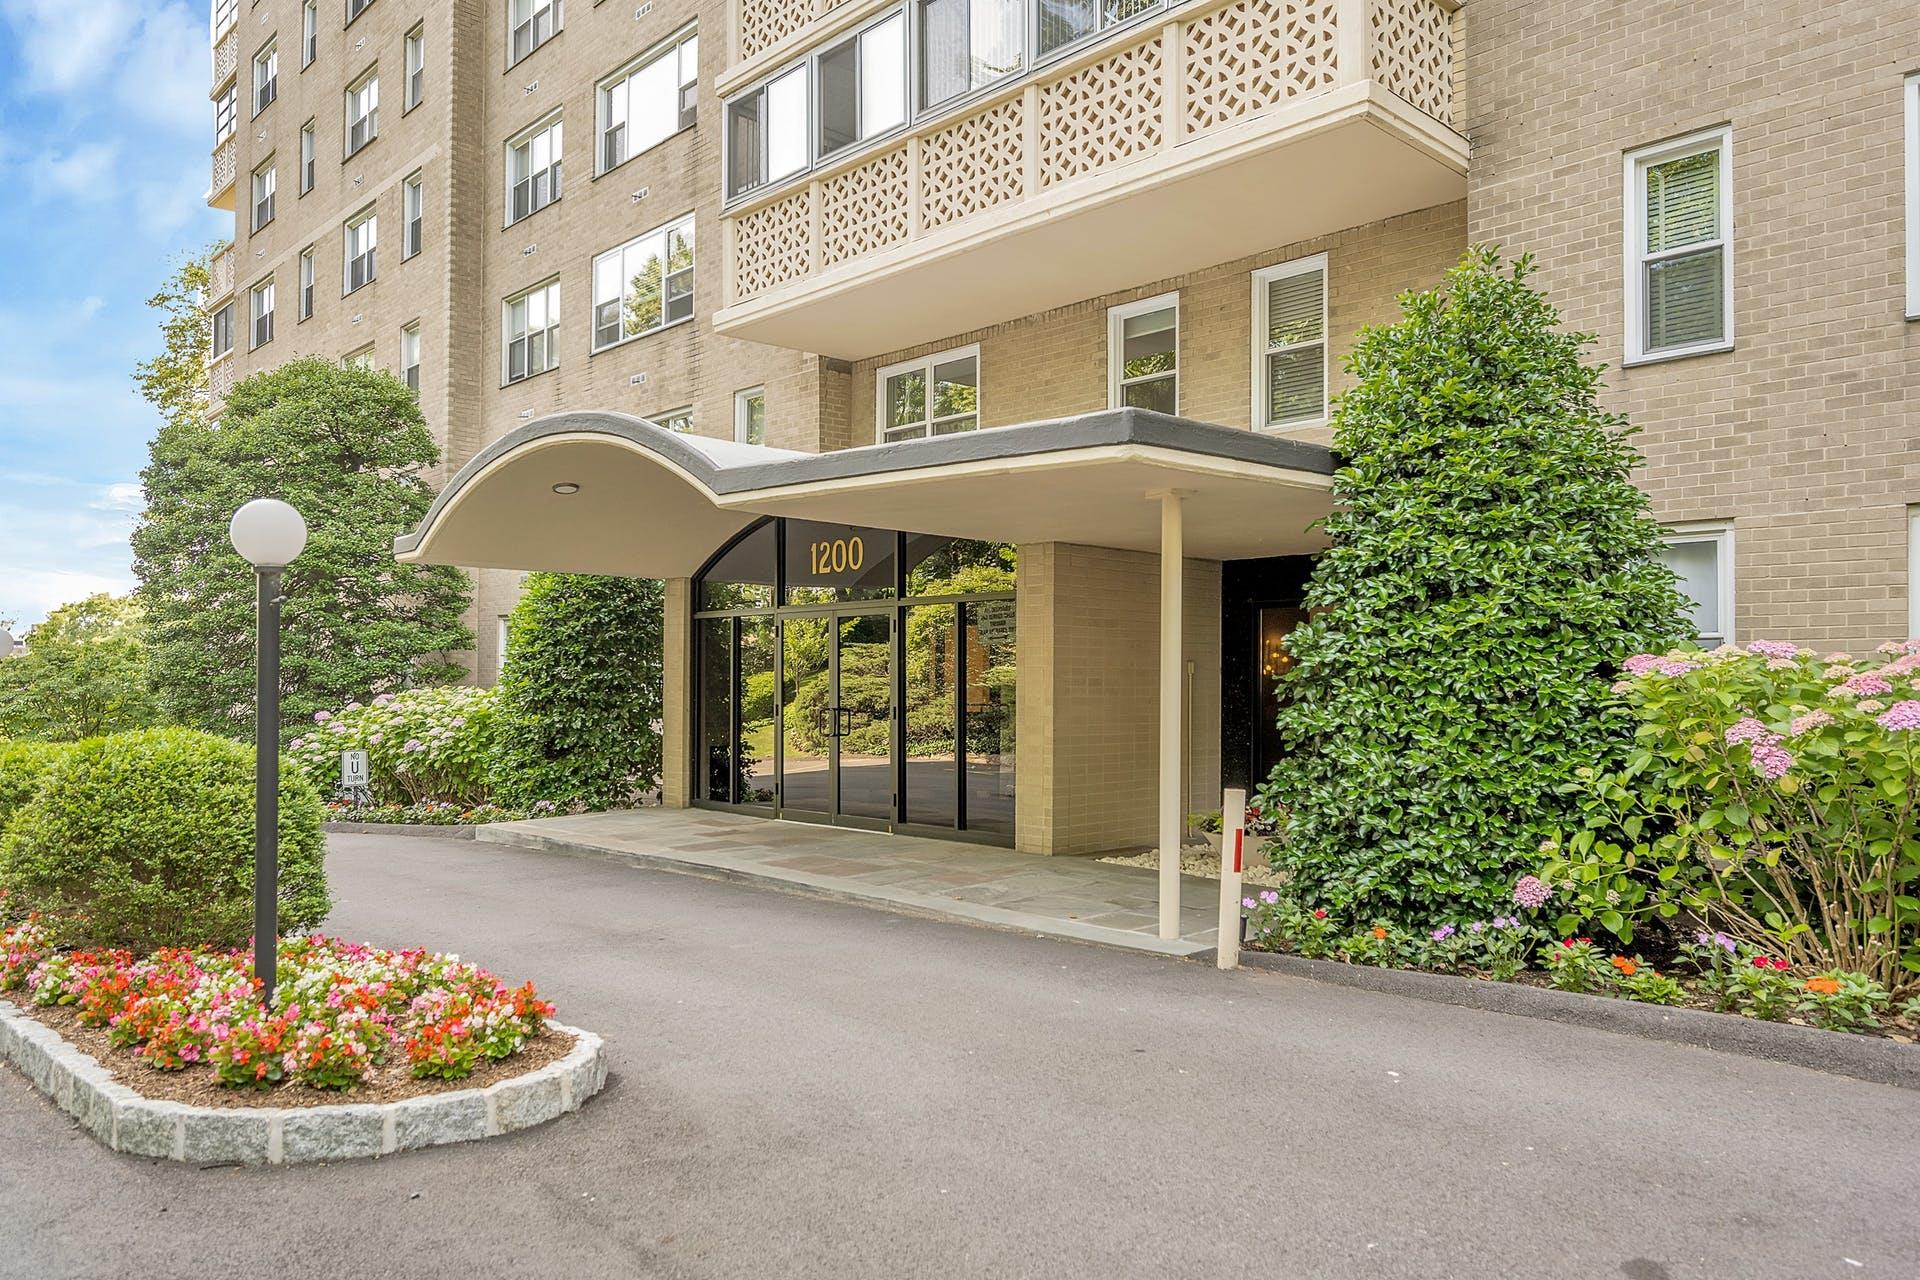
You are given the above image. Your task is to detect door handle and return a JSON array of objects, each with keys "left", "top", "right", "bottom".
[{"left": 838, "top": 706, "right": 854, "bottom": 737}]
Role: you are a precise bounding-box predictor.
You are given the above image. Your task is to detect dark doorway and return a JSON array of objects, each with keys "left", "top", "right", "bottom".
[{"left": 1220, "top": 556, "right": 1316, "bottom": 792}]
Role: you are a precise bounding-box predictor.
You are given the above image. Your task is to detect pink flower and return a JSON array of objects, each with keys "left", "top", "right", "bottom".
[
  {"left": 1788, "top": 710, "right": 1834, "bottom": 735},
  {"left": 1622, "top": 654, "right": 1663, "bottom": 676},
  {"left": 1833, "top": 672, "right": 1893, "bottom": 698},
  {"left": 1724, "top": 718, "right": 1779, "bottom": 747},
  {"left": 314, "top": 710, "right": 331, "bottom": 723},
  {"left": 1654, "top": 658, "right": 1700, "bottom": 677},
  {"left": 1749, "top": 743, "right": 1795, "bottom": 781},
  {"left": 1823, "top": 652, "right": 1854, "bottom": 664},
  {"left": 1513, "top": 875, "right": 1552, "bottom": 910},
  {"left": 1858, "top": 700, "right": 1886, "bottom": 713},
  {"left": 1876, "top": 701, "right": 1920, "bottom": 731},
  {"left": 1766, "top": 658, "right": 1794, "bottom": 670},
  {"left": 1746, "top": 640, "right": 1799, "bottom": 659}
]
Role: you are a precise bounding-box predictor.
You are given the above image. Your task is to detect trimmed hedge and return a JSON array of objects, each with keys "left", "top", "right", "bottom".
[
  {"left": 0, "top": 728, "right": 329, "bottom": 951},
  {"left": 0, "top": 740, "right": 73, "bottom": 838}
]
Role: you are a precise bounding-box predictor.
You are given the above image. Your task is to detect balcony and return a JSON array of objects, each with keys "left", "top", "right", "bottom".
[
  {"left": 208, "top": 135, "right": 237, "bottom": 210},
  {"left": 208, "top": 245, "right": 236, "bottom": 304},
  {"left": 714, "top": 0, "right": 1467, "bottom": 360},
  {"left": 732, "top": 0, "right": 857, "bottom": 65},
  {"left": 212, "top": 22, "right": 238, "bottom": 93}
]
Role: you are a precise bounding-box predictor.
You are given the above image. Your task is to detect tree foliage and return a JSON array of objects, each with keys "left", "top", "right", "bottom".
[
  {"left": 0, "top": 594, "right": 158, "bottom": 741},
  {"left": 132, "top": 357, "right": 472, "bottom": 741},
  {"left": 133, "top": 243, "right": 221, "bottom": 431},
  {"left": 490, "top": 574, "right": 663, "bottom": 810},
  {"left": 1257, "top": 249, "right": 1691, "bottom": 924}
]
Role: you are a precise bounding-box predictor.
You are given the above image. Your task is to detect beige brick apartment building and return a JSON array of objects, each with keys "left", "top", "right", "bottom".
[{"left": 205, "top": 0, "right": 1920, "bottom": 920}]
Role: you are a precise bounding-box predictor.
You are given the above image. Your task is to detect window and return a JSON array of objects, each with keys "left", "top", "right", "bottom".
[
  {"left": 597, "top": 28, "right": 698, "bottom": 174},
  {"left": 1108, "top": 293, "right": 1176, "bottom": 413},
  {"left": 250, "top": 158, "right": 276, "bottom": 231},
  {"left": 405, "top": 26, "right": 425, "bottom": 111},
  {"left": 654, "top": 407, "right": 693, "bottom": 433},
  {"left": 1907, "top": 76, "right": 1919, "bottom": 320},
  {"left": 1659, "top": 522, "right": 1734, "bottom": 647},
  {"left": 343, "top": 208, "right": 377, "bottom": 292},
  {"left": 213, "top": 0, "right": 238, "bottom": 35},
  {"left": 344, "top": 344, "right": 376, "bottom": 370},
  {"left": 917, "top": 0, "right": 1022, "bottom": 110},
  {"left": 735, "top": 387, "right": 766, "bottom": 445},
  {"left": 215, "top": 85, "right": 237, "bottom": 143},
  {"left": 345, "top": 69, "right": 379, "bottom": 156},
  {"left": 210, "top": 303, "right": 235, "bottom": 361},
  {"left": 506, "top": 116, "right": 563, "bottom": 224},
  {"left": 1252, "top": 254, "right": 1326, "bottom": 430},
  {"left": 590, "top": 213, "right": 694, "bottom": 350},
  {"left": 1912, "top": 506, "right": 1920, "bottom": 641},
  {"left": 1038, "top": 0, "right": 1160, "bottom": 59},
  {"left": 299, "top": 120, "right": 316, "bottom": 194},
  {"left": 726, "top": 64, "right": 808, "bottom": 198},
  {"left": 401, "top": 323, "right": 421, "bottom": 393},
  {"left": 402, "top": 172, "right": 423, "bottom": 259},
  {"left": 818, "top": 12, "right": 906, "bottom": 159},
  {"left": 1626, "top": 127, "right": 1733, "bottom": 364},
  {"left": 253, "top": 42, "right": 278, "bottom": 115},
  {"left": 249, "top": 278, "right": 275, "bottom": 349},
  {"left": 510, "top": 0, "right": 562, "bottom": 64},
  {"left": 504, "top": 279, "right": 559, "bottom": 383},
  {"left": 877, "top": 345, "right": 979, "bottom": 441},
  {"left": 298, "top": 246, "right": 315, "bottom": 319},
  {"left": 497, "top": 616, "right": 511, "bottom": 671},
  {"left": 301, "top": 2, "right": 317, "bottom": 66},
  {"left": 346, "top": 0, "right": 374, "bottom": 22}
]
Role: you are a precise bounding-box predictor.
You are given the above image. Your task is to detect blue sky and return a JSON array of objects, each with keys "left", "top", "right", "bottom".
[{"left": 0, "top": 0, "right": 226, "bottom": 627}]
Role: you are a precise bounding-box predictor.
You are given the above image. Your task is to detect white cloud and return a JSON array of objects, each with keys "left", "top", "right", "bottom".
[
  {"left": 115, "top": 4, "right": 210, "bottom": 137},
  {"left": 0, "top": 566, "right": 135, "bottom": 628},
  {"left": 1, "top": 1, "right": 205, "bottom": 136},
  {"left": 42, "top": 142, "right": 121, "bottom": 204},
  {"left": 0, "top": 0, "right": 139, "bottom": 96},
  {"left": 92, "top": 482, "right": 144, "bottom": 512}
]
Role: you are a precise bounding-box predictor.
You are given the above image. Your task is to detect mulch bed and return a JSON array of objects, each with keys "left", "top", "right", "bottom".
[{"left": 15, "top": 1003, "right": 577, "bottom": 1110}]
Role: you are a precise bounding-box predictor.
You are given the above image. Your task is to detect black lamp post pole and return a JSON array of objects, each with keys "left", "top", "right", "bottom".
[{"left": 254, "top": 565, "right": 283, "bottom": 1006}]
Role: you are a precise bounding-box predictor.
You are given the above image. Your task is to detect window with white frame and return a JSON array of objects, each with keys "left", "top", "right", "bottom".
[
  {"left": 1658, "top": 522, "right": 1734, "bottom": 647},
  {"left": 402, "top": 172, "right": 423, "bottom": 259},
  {"left": 210, "top": 302, "right": 234, "bottom": 361},
  {"left": 1252, "top": 254, "right": 1326, "bottom": 430},
  {"left": 1625, "top": 127, "right": 1733, "bottom": 364},
  {"left": 346, "top": 0, "right": 374, "bottom": 22},
  {"left": 298, "top": 246, "right": 315, "bottom": 319},
  {"left": 497, "top": 616, "right": 511, "bottom": 671},
  {"left": 1911, "top": 505, "right": 1920, "bottom": 641},
  {"left": 590, "top": 213, "right": 694, "bottom": 350},
  {"left": 250, "top": 157, "right": 276, "bottom": 231},
  {"left": 344, "top": 344, "right": 376, "bottom": 370},
  {"left": 405, "top": 26, "right": 425, "bottom": 111},
  {"left": 1108, "top": 293, "right": 1177, "bottom": 413},
  {"left": 343, "top": 208, "right": 377, "bottom": 292},
  {"left": 345, "top": 69, "right": 379, "bottom": 156},
  {"left": 302, "top": 1, "right": 317, "bottom": 67},
  {"left": 1038, "top": 0, "right": 1161, "bottom": 58},
  {"left": 506, "top": 115, "right": 562, "bottom": 224},
  {"left": 818, "top": 11, "right": 906, "bottom": 159},
  {"left": 510, "top": 0, "right": 562, "bottom": 65},
  {"left": 734, "top": 387, "right": 766, "bottom": 445},
  {"left": 215, "top": 85, "right": 237, "bottom": 143},
  {"left": 249, "top": 278, "right": 275, "bottom": 349},
  {"left": 1906, "top": 76, "right": 1919, "bottom": 321},
  {"left": 253, "top": 42, "right": 278, "bottom": 115},
  {"left": 503, "top": 279, "right": 559, "bottom": 383},
  {"left": 725, "top": 63, "right": 808, "bottom": 198},
  {"left": 401, "top": 322, "right": 421, "bottom": 393},
  {"left": 917, "top": 0, "right": 1023, "bottom": 110},
  {"left": 596, "top": 28, "right": 697, "bottom": 174},
  {"left": 299, "top": 120, "right": 315, "bottom": 194},
  {"left": 878, "top": 345, "right": 979, "bottom": 442},
  {"left": 213, "top": 0, "right": 238, "bottom": 35},
  {"left": 653, "top": 406, "right": 693, "bottom": 434}
]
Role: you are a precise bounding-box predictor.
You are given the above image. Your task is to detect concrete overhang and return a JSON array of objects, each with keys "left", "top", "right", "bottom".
[{"left": 396, "top": 408, "right": 1339, "bottom": 575}]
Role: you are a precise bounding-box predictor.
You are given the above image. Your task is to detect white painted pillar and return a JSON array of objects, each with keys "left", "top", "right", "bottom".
[
  {"left": 1153, "top": 490, "right": 1188, "bottom": 941},
  {"left": 1217, "top": 787, "right": 1246, "bottom": 970}
]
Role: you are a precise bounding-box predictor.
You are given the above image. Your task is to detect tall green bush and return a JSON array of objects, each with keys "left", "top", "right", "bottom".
[
  {"left": 490, "top": 574, "right": 663, "bottom": 810},
  {"left": 0, "top": 741, "right": 73, "bottom": 838},
  {"left": 0, "top": 728, "right": 329, "bottom": 950},
  {"left": 1257, "top": 249, "right": 1691, "bottom": 924}
]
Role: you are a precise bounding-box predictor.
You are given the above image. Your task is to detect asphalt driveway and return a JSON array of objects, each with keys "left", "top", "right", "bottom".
[{"left": 3, "top": 831, "right": 1918, "bottom": 1279}]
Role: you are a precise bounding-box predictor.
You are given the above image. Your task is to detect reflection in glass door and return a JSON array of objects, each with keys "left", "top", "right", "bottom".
[
  {"left": 779, "top": 614, "right": 831, "bottom": 817},
  {"left": 778, "top": 611, "right": 894, "bottom": 826}
]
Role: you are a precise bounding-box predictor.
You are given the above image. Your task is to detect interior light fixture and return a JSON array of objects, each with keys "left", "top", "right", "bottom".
[{"left": 552, "top": 482, "right": 580, "bottom": 495}]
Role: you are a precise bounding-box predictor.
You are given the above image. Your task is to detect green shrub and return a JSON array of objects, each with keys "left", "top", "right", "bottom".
[
  {"left": 0, "top": 728, "right": 329, "bottom": 950},
  {"left": 288, "top": 686, "right": 497, "bottom": 804},
  {"left": 0, "top": 740, "right": 74, "bottom": 838},
  {"left": 490, "top": 573, "right": 663, "bottom": 810},
  {"left": 1256, "top": 249, "right": 1690, "bottom": 925}
]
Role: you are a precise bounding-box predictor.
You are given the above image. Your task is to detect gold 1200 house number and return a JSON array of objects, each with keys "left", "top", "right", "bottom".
[{"left": 809, "top": 537, "right": 864, "bottom": 576}]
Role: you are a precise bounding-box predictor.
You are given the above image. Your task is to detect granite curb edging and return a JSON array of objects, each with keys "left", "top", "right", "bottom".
[
  {"left": 324, "top": 822, "right": 480, "bottom": 838},
  {"left": 1222, "top": 948, "right": 1920, "bottom": 1090},
  {"left": 0, "top": 1000, "right": 606, "bottom": 1164}
]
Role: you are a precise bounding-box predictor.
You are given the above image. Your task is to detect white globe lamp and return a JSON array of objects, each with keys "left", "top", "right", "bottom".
[{"left": 229, "top": 498, "right": 309, "bottom": 568}]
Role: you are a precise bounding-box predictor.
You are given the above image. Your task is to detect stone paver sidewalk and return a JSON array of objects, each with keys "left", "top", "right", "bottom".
[{"left": 477, "top": 809, "right": 1223, "bottom": 954}]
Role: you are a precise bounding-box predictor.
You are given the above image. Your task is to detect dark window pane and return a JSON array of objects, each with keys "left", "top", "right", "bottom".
[
  {"left": 963, "top": 599, "right": 1016, "bottom": 834},
  {"left": 905, "top": 535, "right": 1016, "bottom": 596},
  {"left": 904, "top": 603, "right": 958, "bottom": 828},
  {"left": 698, "top": 618, "right": 734, "bottom": 802},
  {"left": 818, "top": 38, "right": 858, "bottom": 155},
  {"left": 737, "top": 615, "right": 777, "bottom": 803},
  {"left": 700, "top": 520, "right": 776, "bottom": 610}
]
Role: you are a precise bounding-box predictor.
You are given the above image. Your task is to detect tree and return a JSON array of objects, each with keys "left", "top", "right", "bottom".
[
  {"left": 132, "top": 357, "right": 472, "bottom": 740},
  {"left": 133, "top": 244, "right": 221, "bottom": 431},
  {"left": 490, "top": 573, "right": 663, "bottom": 810},
  {"left": 1257, "top": 249, "right": 1691, "bottom": 925},
  {"left": 0, "top": 594, "right": 158, "bottom": 741}
]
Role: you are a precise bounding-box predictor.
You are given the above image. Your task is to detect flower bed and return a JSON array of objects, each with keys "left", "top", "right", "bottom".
[
  {"left": 1242, "top": 878, "right": 1920, "bottom": 1041},
  {"left": 0, "top": 919, "right": 569, "bottom": 1106},
  {"left": 325, "top": 800, "right": 560, "bottom": 827}
]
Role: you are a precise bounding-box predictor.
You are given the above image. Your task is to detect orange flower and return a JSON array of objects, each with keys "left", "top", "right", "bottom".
[
  {"left": 1371, "top": 927, "right": 1388, "bottom": 940},
  {"left": 1804, "top": 976, "right": 1841, "bottom": 996},
  {"left": 1610, "top": 956, "right": 1638, "bottom": 977}
]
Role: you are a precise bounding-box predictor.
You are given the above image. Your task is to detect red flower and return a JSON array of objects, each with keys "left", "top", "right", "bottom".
[
  {"left": 1312, "top": 909, "right": 1327, "bottom": 919},
  {"left": 1752, "top": 956, "right": 1770, "bottom": 969}
]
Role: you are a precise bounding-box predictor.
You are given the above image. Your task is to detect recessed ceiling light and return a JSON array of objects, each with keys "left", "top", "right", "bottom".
[{"left": 552, "top": 482, "right": 580, "bottom": 495}]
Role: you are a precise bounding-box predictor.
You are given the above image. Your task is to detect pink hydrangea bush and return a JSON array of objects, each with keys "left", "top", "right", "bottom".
[
  {"left": 1540, "top": 639, "right": 1920, "bottom": 988},
  {"left": 0, "top": 920, "right": 557, "bottom": 1092},
  {"left": 288, "top": 686, "right": 498, "bottom": 805}
]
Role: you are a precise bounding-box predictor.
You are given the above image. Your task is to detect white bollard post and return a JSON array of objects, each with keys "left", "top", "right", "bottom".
[{"left": 1217, "top": 787, "right": 1246, "bottom": 970}]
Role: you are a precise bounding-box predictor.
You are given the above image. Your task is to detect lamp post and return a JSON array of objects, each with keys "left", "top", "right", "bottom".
[
  {"left": 229, "top": 498, "right": 307, "bottom": 1005},
  {"left": 0, "top": 628, "right": 14, "bottom": 659}
]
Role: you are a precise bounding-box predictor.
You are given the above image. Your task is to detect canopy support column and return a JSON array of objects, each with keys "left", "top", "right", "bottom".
[{"left": 1151, "top": 489, "right": 1191, "bottom": 941}]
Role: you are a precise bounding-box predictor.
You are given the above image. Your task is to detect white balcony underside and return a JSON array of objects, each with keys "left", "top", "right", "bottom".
[{"left": 714, "top": 82, "right": 1467, "bottom": 361}]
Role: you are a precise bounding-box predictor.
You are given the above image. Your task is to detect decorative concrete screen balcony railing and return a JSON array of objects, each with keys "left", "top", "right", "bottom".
[
  {"left": 209, "top": 355, "right": 239, "bottom": 410},
  {"left": 208, "top": 245, "right": 236, "bottom": 304},
  {"left": 208, "top": 135, "right": 237, "bottom": 211},
  {"left": 735, "top": 0, "right": 856, "bottom": 63},
  {"left": 212, "top": 22, "right": 238, "bottom": 92},
  {"left": 716, "top": 0, "right": 1467, "bottom": 360}
]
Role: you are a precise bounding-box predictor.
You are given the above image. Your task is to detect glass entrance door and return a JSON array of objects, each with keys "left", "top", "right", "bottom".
[{"left": 778, "top": 610, "right": 895, "bottom": 828}]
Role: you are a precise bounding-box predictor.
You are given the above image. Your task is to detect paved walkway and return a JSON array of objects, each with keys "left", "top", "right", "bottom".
[{"left": 479, "top": 808, "right": 1224, "bottom": 954}]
